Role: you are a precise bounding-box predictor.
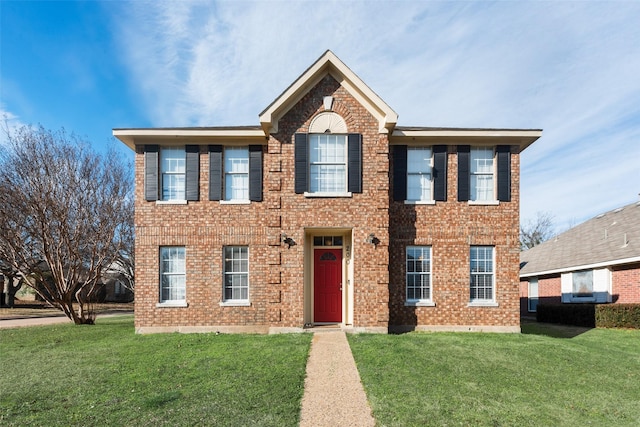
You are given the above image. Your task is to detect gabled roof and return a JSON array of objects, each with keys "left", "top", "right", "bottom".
[
  {"left": 520, "top": 201, "right": 640, "bottom": 277},
  {"left": 259, "top": 50, "right": 398, "bottom": 135}
]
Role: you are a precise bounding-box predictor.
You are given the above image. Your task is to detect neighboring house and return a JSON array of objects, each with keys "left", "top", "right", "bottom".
[
  {"left": 99, "top": 276, "right": 134, "bottom": 303},
  {"left": 520, "top": 201, "right": 640, "bottom": 315},
  {"left": 114, "top": 51, "right": 541, "bottom": 334}
]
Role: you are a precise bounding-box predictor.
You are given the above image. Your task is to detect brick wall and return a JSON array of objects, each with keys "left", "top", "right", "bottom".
[
  {"left": 270, "top": 75, "right": 390, "bottom": 329},
  {"left": 133, "top": 74, "right": 523, "bottom": 332},
  {"left": 389, "top": 146, "right": 522, "bottom": 329},
  {"left": 612, "top": 263, "right": 640, "bottom": 303},
  {"left": 519, "top": 264, "right": 640, "bottom": 314},
  {"left": 519, "top": 275, "right": 561, "bottom": 316},
  {"left": 134, "top": 75, "right": 390, "bottom": 331}
]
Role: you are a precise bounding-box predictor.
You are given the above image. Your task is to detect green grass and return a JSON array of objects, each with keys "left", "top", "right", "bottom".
[
  {"left": 0, "top": 316, "right": 312, "bottom": 426},
  {"left": 349, "top": 325, "right": 640, "bottom": 427}
]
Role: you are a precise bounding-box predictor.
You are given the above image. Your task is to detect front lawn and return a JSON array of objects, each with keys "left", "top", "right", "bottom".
[
  {"left": 0, "top": 316, "right": 312, "bottom": 426},
  {"left": 349, "top": 324, "right": 640, "bottom": 426}
]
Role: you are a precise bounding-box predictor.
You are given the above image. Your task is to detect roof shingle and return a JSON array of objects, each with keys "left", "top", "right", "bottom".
[{"left": 520, "top": 202, "right": 640, "bottom": 276}]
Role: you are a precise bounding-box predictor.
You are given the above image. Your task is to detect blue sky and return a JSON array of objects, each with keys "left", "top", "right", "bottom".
[{"left": 2, "top": 0, "right": 639, "bottom": 231}]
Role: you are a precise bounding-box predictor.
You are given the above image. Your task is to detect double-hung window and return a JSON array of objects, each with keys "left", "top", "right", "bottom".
[
  {"left": 160, "top": 147, "right": 186, "bottom": 201},
  {"left": 470, "top": 147, "right": 494, "bottom": 202},
  {"left": 159, "top": 246, "right": 186, "bottom": 304},
  {"left": 470, "top": 246, "right": 494, "bottom": 303},
  {"left": 406, "top": 246, "right": 432, "bottom": 304},
  {"left": 294, "top": 132, "right": 362, "bottom": 195},
  {"left": 407, "top": 147, "right": 433, "bottom": 202},
  {"left": 393, "top": 145, "right": 447, "bottom": 202},
  {"left": 458, "top": 145, "right": 510, "bottom": 203},
  {"left": 309, "top": 134, "right": 347, "bottom": 193},
  {"left": 143, "top": 145, "right": 199, "bottom": 202},
  {"left": 224, "top": 147, "right": 249, "bottom": 201},
  {"left": 223, "top": 246, "right": 249, "bottom": 304}
]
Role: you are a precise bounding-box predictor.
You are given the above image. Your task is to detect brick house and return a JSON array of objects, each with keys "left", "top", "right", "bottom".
[
  {"left": 520, "top": 201, "right": 640, "bottom": 316},
  {"left": 114, "top": 51, "right": 541, "bottom": 333}
]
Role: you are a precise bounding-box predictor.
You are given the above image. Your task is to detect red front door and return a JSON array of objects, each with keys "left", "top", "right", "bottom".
[{"left": 314, "top": 249, "right": 342, "bottom": 323}]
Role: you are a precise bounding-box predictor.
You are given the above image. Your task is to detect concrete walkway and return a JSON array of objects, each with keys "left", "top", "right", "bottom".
[
  {"left": 299, "top": 330, "right": 375, "bottom": 427},
  {"left": 0, "top": 312, "right": 133, "bottom": 329}
]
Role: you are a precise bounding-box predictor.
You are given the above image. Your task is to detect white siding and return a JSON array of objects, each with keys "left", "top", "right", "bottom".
[
  {"left": 593, "top": 268, "right": 612, "bottom": 303},
  {"left": 561, "top": 273, "right": 572, "bottom": 303}
]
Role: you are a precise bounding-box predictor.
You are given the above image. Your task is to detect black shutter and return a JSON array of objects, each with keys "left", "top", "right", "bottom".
[
  {"left": 249, "top": 145, "right": 263, "bottom": 202},
  {"left": 433, "top": 145, "right": 447, "bottom": 201},
  {"left": 294, "top": 133, "right": 308, "bottom": 194},
  {"left": 144, "top": 145, "right": 159, "bottom": 201},
  {"left": 393, "top": 145, "right": 407, "bottom": 201},
  {"left": 185, "top": 145, "right": 200, "bottom": 201},
  {"left": 457, "top": 145, "right": 470, "bottom": 201},
  {"left": 497, "top": 145, "right": 511, "bottom": 202},
  {"left": 208, "top": 145, "right": 223, "bottom": 201},
  {"left": 347, "top": 133, "right": 362, "bottom": 193}
]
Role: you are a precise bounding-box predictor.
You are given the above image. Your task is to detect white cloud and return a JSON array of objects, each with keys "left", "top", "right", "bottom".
[
  {"left": 0, "top": 105, "right": 27, "bottom": 145},
  {"left": 110, "top": 0, "right": 640, "bottom": 228}
]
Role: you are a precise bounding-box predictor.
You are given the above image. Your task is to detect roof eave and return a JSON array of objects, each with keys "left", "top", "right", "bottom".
[
  {"left": 520, "top": 255, "right": 640, "bottom": 278},
  {"left": 391, "top": 128, "right": 542, "bottom": 151},
  {"left": 112, "top": 128, "right": 267, "bottom": 150}
]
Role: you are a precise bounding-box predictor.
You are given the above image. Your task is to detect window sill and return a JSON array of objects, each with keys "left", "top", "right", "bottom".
[
  {"left": 156, "top": 302, "right": 188, "bottom": 308},
  {"left": 220, "top": 200, "right": 251, "bottom": 205},
  {"left": 404, "top": 200, "right": 435, "bottom": 205},
  {"left": 467, "top": 301, "right": 499, "bottom": 307},
  {"left": 219, "top": 301, "right": 251, "bottom": 307},
  {"left": 156, "top": 200, "right": 188, "bottom": 205},
  {"left": 567, "top": 298, "right": 596, "bottom": 303},
  {"left": 304, "top": 192, "right": 353, "bottom": 198},
  {"left": 468, "top": 200, "right": 499, "bottom": 206},
  {"left": 405, "top": 301, "right": 436, "bottom": 307}
]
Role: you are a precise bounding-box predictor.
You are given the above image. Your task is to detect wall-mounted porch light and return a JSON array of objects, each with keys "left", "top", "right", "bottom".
[
  {"left": 365, "top": 233, "right": 380, "bottom": 246},
  {"left": 281, "top": 233, "right": 296, "bottom": 249}
]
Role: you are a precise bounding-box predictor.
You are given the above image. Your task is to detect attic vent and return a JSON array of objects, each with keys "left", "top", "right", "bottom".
[
  {"left": 614, "top": 207, "right": 624, "bottom": 213},
  {"left": 596, "top": 213, "right": 605, "bottom": 218},
  {"left": 309, "top": 112, "right": 347, "bottom": 134}
]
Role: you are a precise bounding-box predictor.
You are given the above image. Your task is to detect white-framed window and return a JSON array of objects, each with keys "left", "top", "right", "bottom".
[
  {"left": 160, "top": 147, "right": 186, "bottom": 201},
  {"left": 223, "top": 246, "right": 249, "bottom": 303},
  {"left": 528, "top": 278, "right": 539, "bottom": 312},
  {"left": 309, "top": 134, "right": 347, "bottom": 193},
  {"left": 407, "top": 147, "right": 432, "bottom": 202},
  {"left": 470, "top": 147, "right": 494, "bottom": 201},
  {"left": 224, "top": 147, "right": 249, "bottom": 201},
  {"left": 470, "top": 246, "right": 494, "bottom": 302},
  {"left": 159, "top": 246, "right": 186, "bottom": 304},
  {"left": 406, "top": 246, "right": 432, "bottom": 302},
  {"left": 572, "top": 270, "right": 593, "bottom": 298},
  {"left": 561, "top": 269, "right": 610, "bottom": 303}
]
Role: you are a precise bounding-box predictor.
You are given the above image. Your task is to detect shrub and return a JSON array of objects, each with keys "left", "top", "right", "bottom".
[
  {"left": 596, "top": 304, "right": 640, "bottom": 329},
  {"left": 537, "top": 303, "right": 640, "bottom": 329},
  {"left": 536, "top": 303, "right": 596, "bottom": 327}
]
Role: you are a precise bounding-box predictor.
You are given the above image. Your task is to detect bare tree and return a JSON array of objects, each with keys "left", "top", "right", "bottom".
[
  {"left": 0, "top": 125, "right": 133, "bottom": 324},
  {"left": 520, "top": 211, "right": 555, "bottom": 250},
  {"left": 111, "top": 202, "right": 135, "bottom": 293},
  {"left": 0, "top": 259, "right": 25, "bottom": 308}
]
